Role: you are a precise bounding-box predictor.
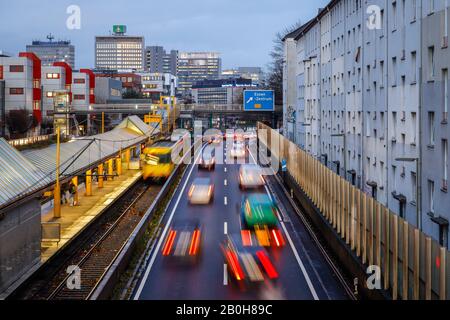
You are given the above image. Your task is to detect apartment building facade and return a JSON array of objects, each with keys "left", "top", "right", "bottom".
[
  {"left": 0, "top": 52, "right": 42, "bottom": 137},
  {"left": 71, "top": 69, "right": 95, "bottom": 111},
  {"left": 283, "top": 0, "right": 450, "bottom": 247},
  {"left": 41, "top": 62, "right": 72, "bottom": 121}
]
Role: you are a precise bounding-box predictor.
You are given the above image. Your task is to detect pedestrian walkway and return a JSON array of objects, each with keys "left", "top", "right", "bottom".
[{"left": 41, "top": 168, "right": 142, "bottom": 262}]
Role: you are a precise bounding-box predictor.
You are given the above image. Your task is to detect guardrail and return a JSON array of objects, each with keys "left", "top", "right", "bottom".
[
  {"left": 257, "top": 122, "right": 449, "bottom": 300},
  {"left": 89, "top": 103, "right": 283, "bottom": 113}
]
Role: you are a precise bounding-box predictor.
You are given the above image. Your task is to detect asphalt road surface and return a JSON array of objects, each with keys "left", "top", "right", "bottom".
[{"left": 133, "top": 140, "right": 350, "bottom": 300}]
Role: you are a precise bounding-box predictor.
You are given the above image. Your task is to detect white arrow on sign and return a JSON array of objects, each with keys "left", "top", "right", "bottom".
[{"left": 246, "top": 97, "right": 254, "bottom": 104}]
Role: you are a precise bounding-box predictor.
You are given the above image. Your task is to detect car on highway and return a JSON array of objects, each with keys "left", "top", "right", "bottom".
[
  {"left": 240, "top": 194, "right": 285, "bottom": 248},
  {"left": 239, "top": 164, "right": 265, "bottom": 189},
  {"left": 199, "top": 152, "right": 215, "bottom": 170},
  {"left": 212, "top": 134, "right": 222, "bottom": 145},
  {"left": 162, "top": 219, "right": 202, "bottom": 262},
  {"left": 221, "top": 234, "right": 279, "bottom": 284},
  {"left": 230, "top": 143, "right": 246, "bottom": 158},
  {"left": 188, "top": 178, "right": 214, "bottom": 204},
  {"left": 224, "top": 131, "right": 235, "bottom": 141}
]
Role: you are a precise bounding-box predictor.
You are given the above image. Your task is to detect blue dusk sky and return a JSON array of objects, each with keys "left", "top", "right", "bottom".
[{"left": 0, "top": 0, "right": 329, "bottom": 70}]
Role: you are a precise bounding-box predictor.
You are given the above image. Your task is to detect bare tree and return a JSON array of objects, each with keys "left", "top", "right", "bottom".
[
  {"left": 264, "top": 21, "right": 303, "bottom": 105},
  {"left": 6, "top": 109, "right": 37, "bottom": 138}
]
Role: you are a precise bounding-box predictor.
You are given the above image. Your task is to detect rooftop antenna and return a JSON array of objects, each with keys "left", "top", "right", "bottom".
[{"left": 47, "top": 33, "right": 55, "bottom": 42}]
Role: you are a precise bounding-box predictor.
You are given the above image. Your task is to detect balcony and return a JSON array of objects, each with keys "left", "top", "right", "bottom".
[{"left": 442, "top": 179, "right": 448, "bottom": 193}]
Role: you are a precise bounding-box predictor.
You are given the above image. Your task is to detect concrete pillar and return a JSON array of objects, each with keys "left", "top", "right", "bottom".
[
  {"left": 125, "top": 148, "right": 131, "bottom": 170},
  {"left": 116, "top": 156, "right": 122, "bottom": 176},
  {"left": 98, "top": 164, "right": 104, "bottom": 188},
  {"left": 72, "top": 176, "right": 79, "bottom": 205},
  {"left": 85, "top": 169, "right": 92, "bottom": 196},
  {"left": 108, "top": 159, "right": 114, "bottom": 180}
]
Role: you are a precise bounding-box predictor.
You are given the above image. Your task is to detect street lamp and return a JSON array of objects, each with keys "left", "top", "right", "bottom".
[
  {"left": 395, "top": 157, "right": 421, "bottom": 231},
  {"left": 331, "top": 133, "right": 346, "bottom": 178}
]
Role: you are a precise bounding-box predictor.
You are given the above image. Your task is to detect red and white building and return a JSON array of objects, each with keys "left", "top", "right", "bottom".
[
  {"left": 71, "top": 69, "right": 95, "bottom": 110},
  {"left": 41, "top": 62, "right": 72, "bottom": 121},
  {"left": 0, "top": 52, "right": 42, "bottom": 137}
]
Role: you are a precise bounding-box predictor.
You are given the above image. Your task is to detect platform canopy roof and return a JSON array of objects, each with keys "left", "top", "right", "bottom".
[
  {"left": 0, "top": 138, "right": 50, "bottom": 209},
  {"left": 0, "top": 116, "right": 157, "bottom": 211},
  {"left": 22, "top": 116, "right": 157, "bottom": 181}
]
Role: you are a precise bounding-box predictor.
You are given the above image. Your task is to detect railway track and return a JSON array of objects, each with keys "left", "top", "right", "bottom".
[{"left": 11, "top": 180, "right": 162, "bottom": 300}]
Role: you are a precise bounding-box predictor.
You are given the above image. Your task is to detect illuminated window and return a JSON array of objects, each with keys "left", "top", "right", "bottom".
[
  {"left": 74, "top": 94, "right": 85, "bottom": 100},
  {"left": 74, "top": 78, "right": 85, "bottom": 84},
  {"left": 46, "top": 91, "right": 54, "bottom": 98},
  {"left": 46, "top": 73, "right": 60, "bottom": 79}
]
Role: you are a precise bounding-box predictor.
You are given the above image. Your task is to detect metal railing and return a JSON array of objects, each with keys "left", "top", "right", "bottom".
[
  {"left": 257, "top": 122, "right": 449, "bottom": 300},
  {"left": 90, "top": 103, "right": 282, "bottom": 113},
  {"left": 8, "top": 134, "right": 54, "bottom": 147}
]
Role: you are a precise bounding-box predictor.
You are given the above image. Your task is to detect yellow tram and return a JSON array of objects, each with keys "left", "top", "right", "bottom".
[{"left": 142, "top": 140, "right": 176, "bottom": 180}]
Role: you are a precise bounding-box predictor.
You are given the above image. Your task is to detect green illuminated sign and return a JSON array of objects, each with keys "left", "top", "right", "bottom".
[{"left": 113, "top": 25, "right": 127, "bottom": 34}]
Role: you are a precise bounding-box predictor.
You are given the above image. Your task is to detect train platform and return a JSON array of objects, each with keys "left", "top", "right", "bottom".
[{"left": 40, "top": 167, "right": 142, "bottom": 262}]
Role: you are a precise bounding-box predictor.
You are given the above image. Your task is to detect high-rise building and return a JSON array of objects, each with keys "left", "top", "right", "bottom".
[
  {"left": 177, "top": 52, "right": 221, "bottom": 94},
  {"left": 145, "top": 46, "right": 178, "bottom": 75},
  {"left": 95, "top": 26, "right": 144, "bottom": 72},
  {"left": 26, "top": 35, "right": 75, "bottom": 68},
  {"left": 221, "top": 67, "right": 264, "bottom": 86}
]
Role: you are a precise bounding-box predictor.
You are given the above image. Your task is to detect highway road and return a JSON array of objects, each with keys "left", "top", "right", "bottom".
[{"left": 133, "top": 138, "right": 350, "bottom": 300}]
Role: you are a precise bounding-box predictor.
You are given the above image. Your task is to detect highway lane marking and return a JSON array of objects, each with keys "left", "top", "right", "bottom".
[
  {"left": 249, "top": 150, "right": 320, "bottom": 301},
  {"left": 223, "top": 264, "right": 228, "bottom": 286},
  {"left": 224, "top": 179, "right": 228, "bottom": 186},
  {"left": 133, "top": 146, "right": 205, "bottom": 300},
  {"left": 224, "top": 167, "right": 227, "bottom": 173},
  {"left": 224, "top": 196, "right": 228, "bottom": 206},
  {"left": 224, "top": 222, "right": 228, "bottom": 235}
]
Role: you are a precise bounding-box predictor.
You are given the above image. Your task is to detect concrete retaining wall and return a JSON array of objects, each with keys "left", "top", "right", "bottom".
[{"left": 0, "top": 199, "right": 41, "bottom": 295}]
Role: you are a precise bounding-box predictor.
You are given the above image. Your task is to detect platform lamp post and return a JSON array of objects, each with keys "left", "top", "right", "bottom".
[
  {"left": 53, "top": 126, "right": 61, "bottom": 218},
  {"left": 101, "top": 112, "right": 105, "bottom": 134},
  {"left": 396, "top": 157, "right": 422, "bottom": 231}
]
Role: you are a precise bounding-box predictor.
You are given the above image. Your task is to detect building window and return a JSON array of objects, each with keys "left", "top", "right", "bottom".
[
  {"left": 411, "top": 51, "right": 417, "bottom": 83},
  {"left": 411, "top": 172, "right": 417, "bottom": 204},
  {"left": 444, "top": 69, "right": 448, "bottom": 121},
  {"left": 46, "top": 73, "right": 60, "bottom": 79},
  {"left": 392, "top": 57, "right": 397, "bottom": 86},
  {"left": 46, "top": 91, "right": 54, "bottom": 98},
  {"left": 74, "top": 94, "right": 85, "bottom": 100},
  {"left": 429, "top": 112, "right": 436, "bottom": 146},
  {"left": 428, "top": 46, "right": 435, "bottom": 79},
  {"left": 411, "top": 0, "right": 417, "bottom": 21},
  {"left": 9, "top": 65, "right": 24, "bottom": 72},
  {"left": 428, "top": 0, "right": 435, "bottom": 15},
  {"left": 443, "top": 139, "right": 448, "bottom": 191},
  {"left": 411, "top": 112, "right": 417, "bottom": 145},
  {"left": 428, "top": 180, "right": 435, "bottom": 214},
  {"left": 392, "top": 1, "right": 397, "bottom": 31},
  {"left": 74, "top": 78, "right": 85, "bottom": 84},
  {"left": 10, "top": 88, "right": 24, "bottom": 95}
]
